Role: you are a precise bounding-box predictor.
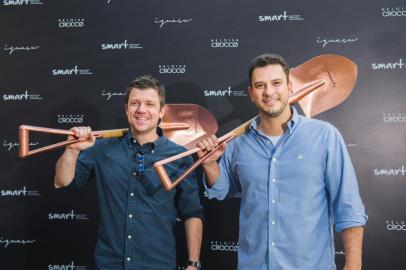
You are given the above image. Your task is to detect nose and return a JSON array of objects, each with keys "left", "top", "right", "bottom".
[
  {"left": 262, "top": 83, "right": 275, "bottom": 96},
  {"left": 136, "top": 102, "right": 147, "bottom": 112}
]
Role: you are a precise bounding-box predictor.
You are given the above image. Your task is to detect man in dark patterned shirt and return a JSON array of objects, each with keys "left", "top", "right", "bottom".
[{"left": 54, "top": 74, "right": 203, "bottom": 270}]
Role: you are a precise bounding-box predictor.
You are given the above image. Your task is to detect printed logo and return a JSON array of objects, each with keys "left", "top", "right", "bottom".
[
  {"left": 382, "top": 113, "right": 406, "bottom": 123},
  {"left": 1, "top": 186, "right": 41, "bottom": 197},
  {"left": 154, "top": 18, "right": 192, "bottom": 28},
  {"left": 346, "top": 143, "right": 359, "bottom": 148},
  {"left": 381, "top": 7, "right": 406, "bottom": 17},
  {"left": 158, "top": 64, "right": 186, "bottom": 74},
  {"left": 101, "top": 40, "right": 142, "bottom": 50},
  {"left": 204, "top": 86, "right": 247, "bottom": 97},
  {"left": 386, "top": 220, "right": 406, "bottom": 231},
  {"left": 58, "top": 18, "right": 85, "bottom": 28},
  {"left": 374, "top": 165, "right": 406, "bottom": 176},
  {"left": 3, "top": 44, "right": 40, "bottom": 55},
  {"left": 1, "top": 139, "right": 39, "bottom": 151},
  {"left": 210, "top": 38, "right": 239, "bottom": 48},
  {"left": 57, "top": 114, "right": 84, "bottom": 124},
  {"left": 101, "top": 90, "right": 125, "bottom": 101},
  {"left": 0, "top": 237, "right": 36, "bottom": 248},
  {"left": 48, "top": 261, "right": 88, "bottom": 270},
  {"left": 3, "top": 0, "right": 43, "bottom": 6},
  {"left": 371, "top": 58, "right": 404, "bottom": 70},
  {"left": 210, "top": 241, "right": 238, "bottom": 252},
  {"left": 258, "top": 11, "right": 304, "bottom": 22},
  {"left": 52, "top": 65, "right": 92, "bottom": 76},
  {"left": 2, "top": 90, "right": 43, "bottom": 101},
  {"left": 48, "top": 210, "right": 89, "bottom": 220},
  {"left": 316, "top": 37, "right": 359, "bottom": 48}
]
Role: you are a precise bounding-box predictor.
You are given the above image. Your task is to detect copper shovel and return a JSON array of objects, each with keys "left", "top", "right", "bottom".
[
  {"left": 154, "top": 54, "right": 358, "bottom": 191},
  {"left": 18, "top": 104, "right": 218, "bottom": 158}
]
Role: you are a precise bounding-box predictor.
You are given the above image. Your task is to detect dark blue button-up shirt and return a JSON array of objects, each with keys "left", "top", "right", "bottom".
[
  {"left": 68, "top": 130, "right": 203, "bottom": 270},
  {"left": 205, "top": 107, "right": 367, "bottom": 270}
]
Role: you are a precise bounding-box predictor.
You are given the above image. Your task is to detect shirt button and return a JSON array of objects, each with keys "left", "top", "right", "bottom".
[
  {"left": 151, "top": 150, "right": 154, "bottom": 154},
  {"left": 271, "top": 242, "right": 275, "bottom": 246},
  {"left": 129, "top": 214, "right": 133, "bottom": 218},
  {"left": 272, "top": 221, "right": 275, "bottom": 225},
  {"left": 272, "top": 178, "right": 276, "bottom": 183},
  {"left": 130, "top": 193, "right": 134, "bottom": 197},
  {"left": 267, "top": 140, "right": 271, "bottom": 144},
  {"left": 272, "top": 157, "right": 277, "bottom": 162},
  {"left": 272, "top": 199, "right": 276, "bottom": 204},
  {"left": 128, "top": 234, "right": 132, "bottom": 239},
  {"left": 126, "top": 257, "right": 131, "bottom": 261}
]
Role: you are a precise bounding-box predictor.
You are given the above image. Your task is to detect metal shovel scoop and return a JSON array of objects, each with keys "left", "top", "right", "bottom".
[{"left": 154, "top": 54, "right": 358, "bottom": 191}]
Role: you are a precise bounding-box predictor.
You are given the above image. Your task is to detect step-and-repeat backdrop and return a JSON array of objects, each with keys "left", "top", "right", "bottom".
[{"left": 1, "top": 0, "right": 405, "bottom": 269}]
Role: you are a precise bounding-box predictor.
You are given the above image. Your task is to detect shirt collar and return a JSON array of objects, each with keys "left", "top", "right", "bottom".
[
  {"left": 249, "top": 106, "right": 299, "bottom": 135},
  {"left": 125, "top": 127, "right": 166, "bottom": 153}
]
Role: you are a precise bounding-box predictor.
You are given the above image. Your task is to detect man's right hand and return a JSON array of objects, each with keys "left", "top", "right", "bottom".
[
  {"left": 196, "top": 135, "right": 227, "bottom": 165},
  {"left": 67, "top": 126, "right": 96, "bottom": 151}
]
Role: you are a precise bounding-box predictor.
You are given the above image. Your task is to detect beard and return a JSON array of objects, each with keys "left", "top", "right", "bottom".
[{"left": 257, "top": 95, "right": 289, "bottom": 118}]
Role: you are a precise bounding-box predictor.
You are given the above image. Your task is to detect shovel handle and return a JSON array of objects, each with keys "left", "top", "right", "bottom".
[
  {"left": 154, "top": 78, "right": 328, "bottom": 190},
  {"left": 154, "top": 134, "right": 235, "bottom": 191},
  {"left": 18, "top": 125, "right": 127, "bottom": 158}
]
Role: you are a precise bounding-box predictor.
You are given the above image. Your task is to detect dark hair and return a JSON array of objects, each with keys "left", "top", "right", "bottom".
[
  {"left": 248, "top": 53, "right": 289, "bottom": 86},
  {"left": 125, "top": 74, "right": 165, "bottom": 107}
]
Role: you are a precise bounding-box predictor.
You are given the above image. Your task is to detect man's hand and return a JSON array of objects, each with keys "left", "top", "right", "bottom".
[
  {"left": 67, "top": 126, "right": 96, "bottom": 151},
  {"left": 196, "top": 135, "right": 227, "bottom": 165}
]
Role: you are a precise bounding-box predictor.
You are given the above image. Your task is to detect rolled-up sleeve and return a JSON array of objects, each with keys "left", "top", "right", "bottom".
[
  {"left": 65, "top": 149, "right": 95, "bottom": 189},
  {"left": 325, "top": 126, "right": 368, "bottom": 232},
  {"left": 203, "top": 142, "right": 240, "bottom": 200},
  {"left": 176, "top": 155, "right": 204, "bottom": 220}
]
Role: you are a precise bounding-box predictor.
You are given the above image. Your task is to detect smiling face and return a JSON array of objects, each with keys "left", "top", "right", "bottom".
[
  {"left": 248, "top": 64, "right": 292, "bottom": 119},
  {"left": 125, "top": 87, "right": 165, "bottom": 140}
]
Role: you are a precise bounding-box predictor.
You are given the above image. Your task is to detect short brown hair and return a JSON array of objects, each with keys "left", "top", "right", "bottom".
[
  {"left": 248, "top": 53, "right": 289, "bottom": 86},
  {"left": 125, "top": 74, "right": 165, "bottom": 108}
]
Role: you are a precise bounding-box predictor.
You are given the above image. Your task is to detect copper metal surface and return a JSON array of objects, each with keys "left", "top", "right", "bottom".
[
  {"left": 290, "top": 54, "right": 357, "bottom": 117},
  {"left": 18, "top": 104, "right": 218, "bottom": 158},
  {"left": 155, "top": 54, "right": 358, "bottom": 191}
]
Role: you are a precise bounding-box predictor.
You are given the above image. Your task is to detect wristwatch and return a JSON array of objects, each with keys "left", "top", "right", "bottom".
[{"left": 187, "top": 260, "right": 202, "bottom": 269}]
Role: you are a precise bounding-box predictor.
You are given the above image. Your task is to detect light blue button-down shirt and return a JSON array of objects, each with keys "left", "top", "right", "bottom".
[{"left": 205, "top": 107, "right": 367, "bottom": 270}]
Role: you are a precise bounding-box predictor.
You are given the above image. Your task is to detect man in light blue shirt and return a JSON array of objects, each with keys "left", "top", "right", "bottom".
[{"left": 197, "top": 53, "right": 367, "bottom": 270}]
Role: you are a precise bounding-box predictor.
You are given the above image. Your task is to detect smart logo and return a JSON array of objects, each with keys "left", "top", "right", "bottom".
[
  {"left": 3, "top": 0, "right": 43, "bottom": 6},
  {"left": 52, "top": 66, "right": 92, "bottom": 76},
  {"left": 101, "top": 40, "right": 142, "bottom": 50},
  {"left": 259, "top": 11, "right": 304, "bottom": 22}
]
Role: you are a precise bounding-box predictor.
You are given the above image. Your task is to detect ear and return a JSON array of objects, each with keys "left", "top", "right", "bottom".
[
  {"left": 159, "top": 104, "right": 166, "bottom": 119},
  {"left": 288, "top": 80, "right": 293, "bottom": 95},
  {"left": 247, "top": 86, "right": 254, "bottom": 102}
]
